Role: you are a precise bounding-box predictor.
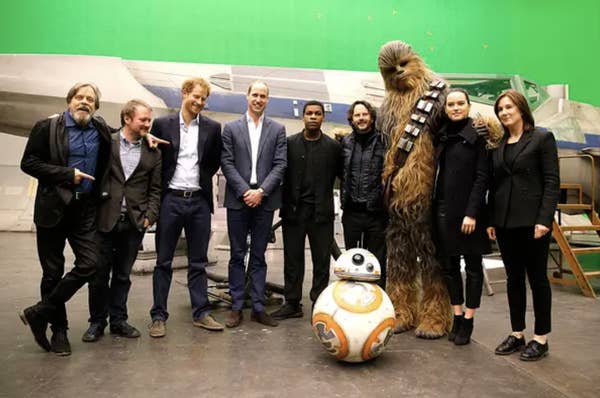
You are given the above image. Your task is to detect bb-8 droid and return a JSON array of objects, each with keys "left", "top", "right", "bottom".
[{"left": 312, "top": 248, "right": 395, "bottom": 362}]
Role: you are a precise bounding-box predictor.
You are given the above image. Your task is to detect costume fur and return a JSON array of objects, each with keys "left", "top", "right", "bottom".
[{"left": 377, "top": 40, "right": 451, "bottom": 338}]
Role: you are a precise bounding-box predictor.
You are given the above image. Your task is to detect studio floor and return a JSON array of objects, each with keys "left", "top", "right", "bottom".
[{"left": 1, "top": 224, "right": 599, "bottom": 397}]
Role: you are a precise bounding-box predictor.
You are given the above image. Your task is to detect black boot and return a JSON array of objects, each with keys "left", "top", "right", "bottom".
[
  {"left": 448, "top": 314, "right": 463, "bottom": 342},
  {"left": 19, "top": 304, "right": 50, "bottom": 352},
  {"left": 51, "top": 329, "right": 72, "bottom": 356},
  {"left": 455, "top": 317, "right": 473, "bottom": 345}
]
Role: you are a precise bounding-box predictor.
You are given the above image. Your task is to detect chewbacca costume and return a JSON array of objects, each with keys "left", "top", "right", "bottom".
[{"left": 377, "top": 40, "right": 451, "bottom": 338}]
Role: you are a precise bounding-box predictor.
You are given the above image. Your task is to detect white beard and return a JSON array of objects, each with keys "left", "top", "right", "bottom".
[{"left": 69, "top": 110, "right": 93, "bottom": 127}]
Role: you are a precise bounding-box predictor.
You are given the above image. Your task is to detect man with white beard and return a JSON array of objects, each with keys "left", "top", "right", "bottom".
[{"left": 19, "top": 82, "right": 113, "bottom": 356}]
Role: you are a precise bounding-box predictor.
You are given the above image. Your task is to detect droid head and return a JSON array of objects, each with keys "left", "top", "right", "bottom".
[{"left": 333, "top": 248, "right": 381, "bottom": 282}]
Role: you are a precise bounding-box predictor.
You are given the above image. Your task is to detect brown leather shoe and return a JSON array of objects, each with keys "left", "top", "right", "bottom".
[
  {"left": 225, "top": 310, "right": 243, "bottom": 328},
  {"left": 193, "top": 314, "right": 224, "bottom": 331},
  {"left": 148, "top": 319, "right": 166, "bottom": 338},
  {"left": 251, "top": 311, "right": 279, "bottom": 327}
]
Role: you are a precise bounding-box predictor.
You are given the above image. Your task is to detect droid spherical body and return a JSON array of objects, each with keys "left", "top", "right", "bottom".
[{"left": 312, "top": 248, "right": 395, "bottom": 362}]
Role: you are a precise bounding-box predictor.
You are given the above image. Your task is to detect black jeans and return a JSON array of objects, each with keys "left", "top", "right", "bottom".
[
  {"left": 496, "top": 227, "right": 552, "bottom": 335},
  {"left": 226, "top": 205, "right": 274, "bottom": 312},
  {"left": 88, "top": 216, "right": 144, "bottom": 326},
  {"left": 442, "top": 254, "right": 483, "bottom": 309},
  {"left": 282, "top": 205, "right": 333, "bottom": 304},
  {"left": 36, "top": 198, "right": 98, "bottom": 330},
  {"left": 342, "top": 209, "right": 388, "bottom": 289}
]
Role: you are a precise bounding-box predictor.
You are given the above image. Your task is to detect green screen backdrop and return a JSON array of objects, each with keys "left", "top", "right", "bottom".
[{"left": 1, "top": 0, "right": 599, "bottom": 106}]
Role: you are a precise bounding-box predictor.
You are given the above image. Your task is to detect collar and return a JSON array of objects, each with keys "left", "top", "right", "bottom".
[
  {"left": 457, "top": 122, "right": 478, "bottom": 145},
  {"left": 302, "top": 129, "right": 322, "bottom": 142},
  {"left": 246, "top": 111, "right": 265, "bottom": 125},
  {"left": 179, "top": 111, "right": 199, "bottom": 128},
  {"left": 120, "top": 129, "right": 142, "bottom": 146},
  {"left": 444, "top": 118, "right": 478, "bottom": 145}
]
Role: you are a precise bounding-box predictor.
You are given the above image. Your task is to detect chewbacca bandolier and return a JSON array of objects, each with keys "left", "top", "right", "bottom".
[{"left": 377, "top": 40, "right": 451, "bottom": 338}]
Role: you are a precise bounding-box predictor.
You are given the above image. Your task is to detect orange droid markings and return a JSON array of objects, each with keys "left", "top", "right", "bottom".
[
  {"left": 312, "top": 313, "right": 349, "bottom": 360},
  {"left": 361, "top": 318, "right": 395, "bottom": 360}
]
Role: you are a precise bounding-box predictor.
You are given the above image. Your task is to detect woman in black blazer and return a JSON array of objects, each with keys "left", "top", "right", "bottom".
[
  {"left": 487, "top": 90, "right": 559, "bottom": 361},
  {"left": 434, "top": 88, "right": 491, "bottom": 346}
]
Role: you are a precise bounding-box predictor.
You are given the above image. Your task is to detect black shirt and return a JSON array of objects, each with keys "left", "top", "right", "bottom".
[
  {"left": 504, "top": 141, "right": 519, "bottom": 169},
  {"left": 299, "top": 135, "right": 320, "bottom": 205}
]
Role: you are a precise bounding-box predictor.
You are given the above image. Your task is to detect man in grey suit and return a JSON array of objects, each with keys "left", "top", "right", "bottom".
[
  {"left": 221, "top": 81, "right": 287, "bottom": 328},
  {"left": 82, "top": 99, "right": 162, "bottom": 342}
]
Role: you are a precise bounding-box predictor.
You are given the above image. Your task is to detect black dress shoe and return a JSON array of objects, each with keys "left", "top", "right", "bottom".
[
  {"left": 270, "top": 303, "right": 303, "bottom": 320},
  {"left": 110, "top": 322, "right": 141, "bottom": 338},
  {"left": 494, "top": 335, "right": 526, "bottom": 355},
  {"left": 251, "top": 311, "right": 279, "bottom": 327},
  {"left": 225, "top": 310, "right": 243, "bottom": 328},
  {"left": 19, "top": 305, "right": 50, "bottom": 352},
  {"left": 51, "top": 329, "right": 71, "bottom": 356},
  {"left": 82, "top": 323, "right": 105, "bottom": 342},
  {"left": 520, "top": 340, "right": 549, "bottom": 361}
]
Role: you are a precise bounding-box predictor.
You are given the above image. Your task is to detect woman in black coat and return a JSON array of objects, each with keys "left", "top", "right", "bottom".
[
  {"left": 487, "top": 89, "right": 559, "bottom": 361},
  {"left": 434, "top": 88, "right": 491, "bottom": 346}
]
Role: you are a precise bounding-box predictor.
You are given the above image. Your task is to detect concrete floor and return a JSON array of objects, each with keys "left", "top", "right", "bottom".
[{"left": 1, "top": 221, "right": 599, "bottom": 397}]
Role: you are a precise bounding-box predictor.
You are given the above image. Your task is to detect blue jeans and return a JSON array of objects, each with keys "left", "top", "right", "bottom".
[{"left": 151, "top": 192, "right": 211, "bottom": 321}]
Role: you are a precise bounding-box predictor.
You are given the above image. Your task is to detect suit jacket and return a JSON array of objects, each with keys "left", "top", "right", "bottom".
[
  {"left": 97, "top": 132, "right": 162, "bottom": 232},
  {"left": 20, "top": 113, "right": 112, "bottom": 228},
  {"left": 221, "top": 114, "right": 287, "bottom": 210},
  {"left": 151, "top": 112, "right": 222, "bottom": 212},
  {"left": 489, "top": 128, "right": 559, "bottom": 229},
  {"left": 280, "top": 131, "right": 341, "bottom": 223}
]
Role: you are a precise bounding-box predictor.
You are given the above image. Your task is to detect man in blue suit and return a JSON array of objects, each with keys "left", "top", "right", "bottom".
[
  {"left": 221, "top": 81, "right": 287, "bottom": 328},
  {"left": 148, "top": 77, "right": 223, "bottom": 338}
]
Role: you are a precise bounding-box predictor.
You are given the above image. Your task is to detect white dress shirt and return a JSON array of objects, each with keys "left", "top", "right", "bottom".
[
  {"left": 169, "top": 112, "right": 201, "bottom": 191},
  {"left": 246, "top": 112, "right": 264, "bottom": 185}
]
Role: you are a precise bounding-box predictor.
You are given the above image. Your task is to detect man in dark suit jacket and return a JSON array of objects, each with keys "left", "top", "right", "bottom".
[
  {"left": 148, "top": 77, "right": 223, "bottom": 338},
  {"left": 221, "top": 81, "right": 287, "bottom": 328},
  {"left": 271, "top": 100, "right": 342, "bottom": 320},
  {"left": 82, "top": 99, "right": 162, "bottom": 342},
  {"left": 19, "top": 82, "right": 112, "bottom": 355}
]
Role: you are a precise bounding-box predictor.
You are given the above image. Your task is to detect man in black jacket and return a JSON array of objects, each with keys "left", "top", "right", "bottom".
[
  {"left": 271, "top": 100, "right": 342, "bottom": 320},
  {"left": 19, "top": 82, "right": 112, "bottom": 355},
  {"left": 340, "top": 100, "right": 388, "bottom": 289},
  {"left": 82, "top": 99, "right": 162, "bottom": 342}
]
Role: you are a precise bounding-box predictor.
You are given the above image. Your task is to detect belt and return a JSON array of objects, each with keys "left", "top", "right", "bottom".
[
  {"left": 249, "top": 184, "right": 259, "bottom": 189},
  {"left": 169, "top": 189, "right": 201, "bottom": 198},
  {"left": 118, "top": 213, "right": 129, "bottom": 222},
  {"left": 73, "top": 191, "right": 91, "bottom": 201}
]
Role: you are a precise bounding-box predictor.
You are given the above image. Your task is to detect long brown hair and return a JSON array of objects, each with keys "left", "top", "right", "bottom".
[{"left": 494, "top": 89, "right": 535, "bottom": 133}]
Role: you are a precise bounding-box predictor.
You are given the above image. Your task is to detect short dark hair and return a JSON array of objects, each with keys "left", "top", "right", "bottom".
[
  {"left": 494, "top": 89, "right": 535, "bottom": 133},
  {"left": 120, "top": 99, "right": 152, "bottom": 126},
  {"left": 303, "top": 100, "right": 324, "bottom": 115},
  {"left": 447, "top": 88, "right": 471, "bottom": 105},
  {"left": 347, "top": 100, "right": 377, "bottom": 126},
  {"left": 66, "top": 82, "right": 101, "bottom": 109}
]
